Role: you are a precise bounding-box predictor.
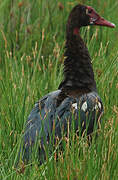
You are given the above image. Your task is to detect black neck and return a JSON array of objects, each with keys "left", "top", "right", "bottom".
[{"left": 59, "top": 30, "right": 97, "bottom": 93}]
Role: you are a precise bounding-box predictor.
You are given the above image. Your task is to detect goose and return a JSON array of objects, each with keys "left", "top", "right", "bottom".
[{"left": 19, "top": 4, "right": 115, "bottom": 165}]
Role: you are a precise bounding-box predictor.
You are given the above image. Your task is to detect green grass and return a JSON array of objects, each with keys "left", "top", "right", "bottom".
[{"left": 0, "top": 0, "right": 118, "bottom": 179}]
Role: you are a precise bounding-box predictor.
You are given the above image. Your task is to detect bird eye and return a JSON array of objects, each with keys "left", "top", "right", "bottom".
[
  {"left": 86, "top": 8, "right": 93, "bottom": 14},
  {"left": 88, "top": 9, "right": 92, "bottom": 14}
]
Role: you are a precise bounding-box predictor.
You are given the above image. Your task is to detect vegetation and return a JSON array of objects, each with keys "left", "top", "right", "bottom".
[{"left": 0, "top": 0, "right": 118, "bottom": 179}]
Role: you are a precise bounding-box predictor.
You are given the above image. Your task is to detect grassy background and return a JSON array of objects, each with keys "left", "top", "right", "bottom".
[{"left": 0, "top": 0, "right": 118, "bottom": 179}]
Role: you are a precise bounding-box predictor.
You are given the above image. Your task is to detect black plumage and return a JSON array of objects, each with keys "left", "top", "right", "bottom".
[{"left": 18, "top": 4, "right": 115, "bottom": 165}]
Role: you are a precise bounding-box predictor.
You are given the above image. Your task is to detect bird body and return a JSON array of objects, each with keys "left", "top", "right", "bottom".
[
  {"left": 22, "top": 90, "right": 103, "bottom": 164},
  {"left": 19, "top": 4, "right": 115, "bottom": 164}
]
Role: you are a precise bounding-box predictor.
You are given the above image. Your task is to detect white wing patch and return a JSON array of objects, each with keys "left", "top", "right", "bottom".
[
  {"left": 94, "top": 102, "right": 102, "bottom": 110},
  {"left": 81, "top": 102, "right": 87, "bottom": 112},
  {"left": 72, "top": 101, "right": 102, "bottom": 112},
  {"left": 98, "top": 102, "right": 102, "bottom": 109},
  {"left": 72, "top": 103, "right": 77, "bottom": 109}
]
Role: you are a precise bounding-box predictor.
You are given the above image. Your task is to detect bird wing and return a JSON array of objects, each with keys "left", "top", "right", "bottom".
[{"left": 20, "top": 90, "right": 103, "bottom": 163}]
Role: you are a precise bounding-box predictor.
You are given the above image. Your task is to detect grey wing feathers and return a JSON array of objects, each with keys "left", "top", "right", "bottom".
[
  {"left": 20, "top": 90, "right": 103, "bottom": 164},
  {"left": 21, "top": 90, "right": 61, "bottom": 162}
]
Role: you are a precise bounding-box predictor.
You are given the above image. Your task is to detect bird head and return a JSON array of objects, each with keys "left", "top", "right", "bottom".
[{"left": 67, "top": 4, "right": 115, "bottom": 35}]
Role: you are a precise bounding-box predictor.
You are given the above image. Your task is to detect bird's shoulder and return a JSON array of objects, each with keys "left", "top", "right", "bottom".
[{"left": 28, "top": 90, "right": 103, "bottom": 121}]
